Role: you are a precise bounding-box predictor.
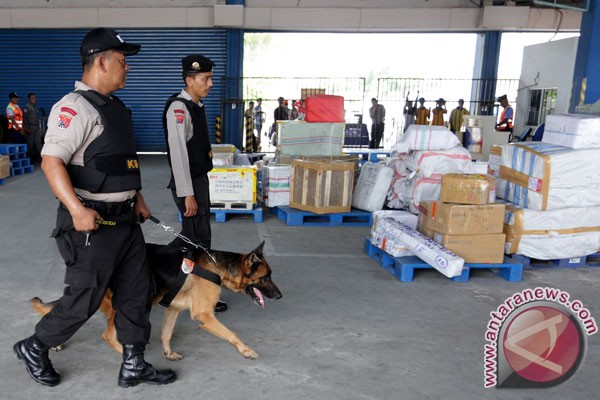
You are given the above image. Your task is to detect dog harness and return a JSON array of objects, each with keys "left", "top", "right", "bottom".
[{"left": 159, "top": 262, "right": 221, "bottom": 308}]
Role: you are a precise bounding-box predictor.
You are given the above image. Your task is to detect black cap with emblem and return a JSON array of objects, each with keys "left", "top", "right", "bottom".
[
  {"left": 80, "top": 28, "right": 141, "bottom": 57},
  {"left": 181, "top": 55, "right": 215, "bottom": 74}
]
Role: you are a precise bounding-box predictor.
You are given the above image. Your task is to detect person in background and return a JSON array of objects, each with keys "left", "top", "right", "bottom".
[
  {"left": 431, "top": 98, "right": 446, "bottom": 126},
  {"left": 495, "top": 94, "right": 514, "bottom": 132},
  {"left": 450, "top": 98, "right": 470, "bottom": 135},
  {"left": 403, "top": 98, "right": 416, "bottom": 133},
  {"left": 23, "top": 92, "right": 42, "bottom": 160},
  {"left": 162, "top": 54, "right": 227, "bottom": 313},
  {"left": 369, "top": 98, "right": 385, "bottom": 149},
  {"left": 13, "top": 27, "right": 176, "bottom": 388},
  {"left": 289, "top": 99, "right": 299, "bottom": 120},
  {"left": 415, "top": 97, "right": 430, "bottom": 126},
  {"left": 244, "top": 101, "right": 257, "bottom": 151},
  {"left": 253, "top": 98, "right": 264, "bottom": 137},
  {"left": 270, "top": 96, "right": 288, "bottom": 145},
  {"left": 6, "top": 92, "right": 25, "bottom": 143}
]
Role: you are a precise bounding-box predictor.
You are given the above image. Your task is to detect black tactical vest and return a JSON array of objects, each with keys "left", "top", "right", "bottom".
[
  {"left": 67, "top": 90, "right": 141, "bottom": 193},
  {"left": 162, "top": 94, "right": 213, "bottom": 189}
]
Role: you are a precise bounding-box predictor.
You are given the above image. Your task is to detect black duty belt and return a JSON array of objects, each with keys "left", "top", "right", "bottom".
[{"left": 78, "top": 198, "right": 134, "bottom": 217}]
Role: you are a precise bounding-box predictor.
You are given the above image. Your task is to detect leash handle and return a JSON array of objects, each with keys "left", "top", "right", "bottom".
[{"left": 148, "top": 215, "right": 216, "bottom": 264}]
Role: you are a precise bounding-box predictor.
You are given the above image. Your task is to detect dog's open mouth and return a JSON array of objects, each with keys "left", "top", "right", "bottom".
[{"left": 246, "top": 286, "right": 265, "bottom": 309}]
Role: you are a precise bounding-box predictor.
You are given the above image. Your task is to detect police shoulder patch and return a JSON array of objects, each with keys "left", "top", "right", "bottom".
[
  {"left": 57, "top": 114, "right": 73, "bottom": 130},
  {"left": 60, "top": 106, "right": 78, "bottom": 116}
]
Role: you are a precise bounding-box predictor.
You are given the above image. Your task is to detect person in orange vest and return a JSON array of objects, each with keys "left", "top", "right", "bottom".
[
  {"left": 431, "top": 98, "right": 447, "bottom": 126},
  {"left": 415, "top": 97, "right": 430, "bottom": 125},
  {"left": 495, "top": 94, "right": 514, "bottom": 132},
  {"left": 6, "top": 92, "right": 26, "bottom": 143}
]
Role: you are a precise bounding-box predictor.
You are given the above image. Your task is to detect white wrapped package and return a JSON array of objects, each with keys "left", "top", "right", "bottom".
[
  {"left": 499, "top": 142, "right": 600, "bottom": 210},
  {"left": 278, "top": 121, "right": 344, "bottom": 156},
  {"left": 371, "top": 211, "right": 418, "bottom": 257},
  {"left": 542, "top": 130, "right": 600, "bottom": 149},
  {"left": 504, "top": 204, "right": 600, "bottom": 260},
  {"left": 392, "top": 125, "right": 460, "bottom": 154},
  {"left": 386, "top": 176, "right": 409, "bottom": 210},
  {"left": 352, "top": 162, "right": 394, "bottom": 212},
  {"left": 262, "top": 165, "right": 291, "bottom": 207},
  {"left": 378, "top": 218, "right": 464, "bottom": 278},
  {"left": 405, "top": 146, "right": 473, "bottom": 178},
  {"left": 545, "top": 114, "right": 600, "bottom": 135}
]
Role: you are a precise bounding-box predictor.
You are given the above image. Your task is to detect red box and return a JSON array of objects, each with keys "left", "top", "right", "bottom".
[{"left": 304, "top": 95, "right": 344, "bottom": 123}]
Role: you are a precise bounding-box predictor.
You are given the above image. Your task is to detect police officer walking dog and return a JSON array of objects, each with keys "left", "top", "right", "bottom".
[
  {"left": 162, "top": 55, "right": 227, "bottom": 312},
  {"left": 13, "top": 28, "right": 176, "bottom": 388}
]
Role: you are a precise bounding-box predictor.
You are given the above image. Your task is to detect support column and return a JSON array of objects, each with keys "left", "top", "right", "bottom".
[
  {"left": 224, "top": 28, "right": 244, "bottom": 148},
  {"left": 471, "top": 31, "right": 501, "bottom": 116},
  {"left": 570, "top": 1, "right": 600, "bottom": 112}
]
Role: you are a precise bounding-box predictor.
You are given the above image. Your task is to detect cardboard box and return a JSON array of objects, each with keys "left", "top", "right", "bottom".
[
  {"left": 418, "top": 201, "right": 505, "bottom": 235},
  {"left": 0, "top": 155, "right": 10, "bottom": 179},
  {"left": 433, "top": 233, "right": 506, "bottom": 263},
  {"left": 212, "top": 144, "right": 236, "bottom": 153},
  {"left": 289, "top": 160, "right": 354, "bottom": 214},
  {"left": 208, "top": 166, "right": 257, "bottom": 203},
  {"left": 440, "top": 173, "right": 496, "bottom": 205},
  {"left": 301, "top": 88, "right": 326, "bottom": 100}
]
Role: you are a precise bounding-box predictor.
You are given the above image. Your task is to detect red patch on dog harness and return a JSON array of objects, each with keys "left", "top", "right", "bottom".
[
  {"left": 57, "top": 114, "right": 73, "bottom": 129},
  {"left": 60, "top": 107, "right": 77, "bottom": 116}
]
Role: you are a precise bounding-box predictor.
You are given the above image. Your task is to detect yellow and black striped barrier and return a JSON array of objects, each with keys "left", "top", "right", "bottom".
[
  {"left": 215, "top": 115, "right": 222, "bottom": 144},
  {"left": 245, "top": 115, "right": 253, "bottom": 152}
]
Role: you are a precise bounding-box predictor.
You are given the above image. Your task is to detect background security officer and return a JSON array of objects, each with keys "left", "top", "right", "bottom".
[
  {"left": 14, "top": 28, "right": 175, "bottom": 388},
  {"left": 161, "top": 55, "right": 227, "bottom": 312}
]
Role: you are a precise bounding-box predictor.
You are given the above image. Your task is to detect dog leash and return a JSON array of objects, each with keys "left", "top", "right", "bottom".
[{"left": 148, "top": 215, "right": 216, "bottom": 264}]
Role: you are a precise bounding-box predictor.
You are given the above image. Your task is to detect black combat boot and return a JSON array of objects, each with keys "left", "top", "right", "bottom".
[
  {"left": 13, "top": 335, "right": 60, "bottom": 387},
  {"left": 118, "top": 342, "right": 176, "bottom": 388}
]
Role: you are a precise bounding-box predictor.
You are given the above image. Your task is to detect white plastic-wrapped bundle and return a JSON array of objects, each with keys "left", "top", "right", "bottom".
[
  {"left": 371, "top": 211, "right": 418, "bottom": 257},
  {"left": 352, "top": 162, "right": 394, "bottom": 212},
  {"left": 378, "top": 218, "right": 465, "bottom": 278},
  {"left": 543, "top": 114, "right": 600, "bottom": 149},
  {"left": 405, "top": 146, "right": 473, "bottom": 178},
  {"left": 504, "top": 203, "right": 600, "bottom": 259},
  {"left": 392, "top": 125, "right": 460, "bottom": 154},
  {"left": 262, "top": 165, "right": 291, "bottom": 207},
  {"left": 499, "top": 142, "right": 600, "bottom": 210}
]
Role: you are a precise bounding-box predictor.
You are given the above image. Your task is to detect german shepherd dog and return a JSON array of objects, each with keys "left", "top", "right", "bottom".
[{"left": 31, "top": 241, "right": 282, "bottom": 361}]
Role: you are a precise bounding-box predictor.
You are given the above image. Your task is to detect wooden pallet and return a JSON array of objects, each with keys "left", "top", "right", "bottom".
[{"left": 364, "top": 238, "right": 523, "bottom": 282}]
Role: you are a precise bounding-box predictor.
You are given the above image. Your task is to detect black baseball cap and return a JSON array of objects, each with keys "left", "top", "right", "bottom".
[
  {"left": 181, "top": 54, "right": 215, "bottom": 74},
  {"left": 8, "top": 92, "right": 19, "bottom": 99},
  {"left": 80, "top": 28, "right": 141, "bottom": 57}
]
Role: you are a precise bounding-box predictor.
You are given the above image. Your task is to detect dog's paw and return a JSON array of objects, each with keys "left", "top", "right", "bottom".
[
  {"left": 241, "top": 347, "right": 258, "bottom": 360},
  {"left": 164, "top": 351, "right": 184, "bottom": 361}
]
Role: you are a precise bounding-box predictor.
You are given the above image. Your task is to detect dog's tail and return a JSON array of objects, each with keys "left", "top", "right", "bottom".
[{"left": 30, "top": 297, "right": 57, "bottom": 317}]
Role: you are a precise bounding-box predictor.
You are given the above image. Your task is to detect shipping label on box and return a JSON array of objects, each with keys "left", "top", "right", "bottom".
[
  {"left": 440, "top": 173, "right": 497, "bottom": 205},
  {"left": 418, "top": 201, "right": 505, "bottom": 235},
  {"left": 208, "top": 166, "right": 257, "bottom": 203},
  {"left": 433, "top": 232, "right": 506, "bottom": 263}
]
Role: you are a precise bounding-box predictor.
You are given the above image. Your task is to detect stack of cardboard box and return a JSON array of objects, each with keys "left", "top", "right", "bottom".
[{"left": 418, "top": 173, "right": 506, "bottom": 264}]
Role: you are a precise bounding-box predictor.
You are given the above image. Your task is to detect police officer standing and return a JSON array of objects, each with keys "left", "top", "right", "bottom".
[
  {"left": 13, "top": 28, "right": 176, "bottom": 388},
  {"left": 162, "top": 54, "right": 226, "bottom": 312}
]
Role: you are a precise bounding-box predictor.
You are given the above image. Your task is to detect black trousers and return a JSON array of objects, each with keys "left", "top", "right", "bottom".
[
  {"left": 35, "top": 207, "right": 152, "bottom": 347},
  {"left": 170, "top": 174, "right": 211, "bottom": 249},
  {"left": 370, "top": 122, "right": 385, "bottom": 149}
]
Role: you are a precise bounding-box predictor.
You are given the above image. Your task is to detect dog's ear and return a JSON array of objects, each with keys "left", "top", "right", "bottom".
[
  {"left": 251, "top": 241, "right": 265, "bottom": 256},
  {"left": 245, "top": 252, "right": 262, "bottom": 277}
]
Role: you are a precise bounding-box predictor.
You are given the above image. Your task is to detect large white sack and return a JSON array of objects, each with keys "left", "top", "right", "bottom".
[
  {"left": 504, "top": 203, "right": 600, "bottom": 259},
  {"left": 499, "top": 142, "right": 600, "bottom": 210},
  {"left": 405, "top": 146, "right": 473, "bottom": 178},
  {"left": 371, "top": 211, "right": 418, "bottom": 257},
  {"left": 378, "top": 218, "right": 465, "bottom": 278},
  {"left": 403, "top": 173, "right": 442, "bottom": 214},
  {"left": 393, "top": 125, "right": 460, "bottom": 154},
  {"left": 352, "top": 162, "right": 394, "bottom": 212},
  {"left": 387, "top": 176, "right": 410, "bottom": 209}
]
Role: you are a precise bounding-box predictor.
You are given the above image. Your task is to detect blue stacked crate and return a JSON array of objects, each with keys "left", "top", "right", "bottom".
[{"left": 0, "top": 144, "right": 34, "bottom": 177}]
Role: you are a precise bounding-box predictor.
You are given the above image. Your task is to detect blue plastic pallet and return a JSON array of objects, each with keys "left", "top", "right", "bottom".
[
  {"left": 0, "top": 144, "right": 27, "bottom": 155},
  {"left": 11, "top": 158, "right": 30, "bottom": 168},
  {"left": 363, "top": 238, "right": 523, "bottom": 282},
  {"left": 211, "top": 204, "right": 263, "bottom": 223},
  {"left": 507, "top": 253, "right": 600, "bottom": 269},
  {"left": 10, "top": 165, "right": 34, "bottom": 176},
  {"left": 277, "top": 206, "right": 372, "bottom": 226}
]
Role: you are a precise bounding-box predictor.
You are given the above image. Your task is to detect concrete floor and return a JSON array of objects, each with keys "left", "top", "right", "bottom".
[{"left": 1, "top": 154, "right": 599, "bottom": 400}]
